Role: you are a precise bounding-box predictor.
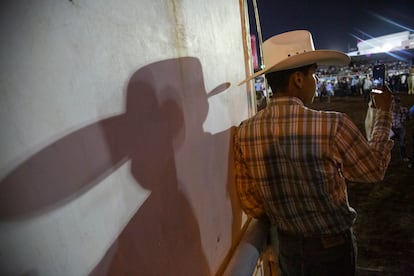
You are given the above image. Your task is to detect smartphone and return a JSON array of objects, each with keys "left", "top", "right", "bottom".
[{"left": 372, "top": 64, "right": 386, "bottom": 89}]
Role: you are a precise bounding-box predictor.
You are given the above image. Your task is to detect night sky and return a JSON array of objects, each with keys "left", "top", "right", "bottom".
[{"left": 249, "top": 0, "right": 414, "bottom": 53}]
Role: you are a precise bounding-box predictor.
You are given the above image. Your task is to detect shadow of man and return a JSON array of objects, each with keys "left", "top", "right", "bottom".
[
  {"left": 91, "top": 57, "right": 216, "bottom": 275},
  {"left": 1, "top": 57, "right": 241, "bottom": 275}
]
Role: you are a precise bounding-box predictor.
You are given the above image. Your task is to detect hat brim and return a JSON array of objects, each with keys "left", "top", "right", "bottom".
[
  {"left": 238, "top": 50, "right": 350, "bottom": 85},
  {"left": 207, "top": 82, "right": 231, "bottom": 97}
]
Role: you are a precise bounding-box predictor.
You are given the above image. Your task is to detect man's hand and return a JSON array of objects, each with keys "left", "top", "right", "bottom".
[{"left": 371, "top": 85, "right": 393, "bottom": 111}]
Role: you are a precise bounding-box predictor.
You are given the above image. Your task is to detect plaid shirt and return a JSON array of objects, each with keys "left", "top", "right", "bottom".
[{"left": 234, "top": 96, "right": 393, "bottom": 236}]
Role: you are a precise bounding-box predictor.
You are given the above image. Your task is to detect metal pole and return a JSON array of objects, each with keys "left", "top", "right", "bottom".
[
  {"left": 252, "top": 0, "right": 264, "bottom": 69},
  {"left": 223, "top": 218, "right": 270, "bottom": 276},
  {"left": 251, "top": 0, "right": 270, "bottom": 103}
]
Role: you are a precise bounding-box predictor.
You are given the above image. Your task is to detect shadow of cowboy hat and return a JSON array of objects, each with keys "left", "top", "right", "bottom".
[
  {"left": 137, "top": 57, "right": 230, "bottom": 97},
  {"left": 208, "top": 82, "right": 231, "bottom": 97},
  {"left": 239, "top": 30, "right": 350, "bottom": 85}
]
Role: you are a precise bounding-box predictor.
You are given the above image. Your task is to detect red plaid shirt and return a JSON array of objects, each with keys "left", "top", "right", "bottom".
[{"left": 234, "top": 96, "right": 393, "bottom": 236}]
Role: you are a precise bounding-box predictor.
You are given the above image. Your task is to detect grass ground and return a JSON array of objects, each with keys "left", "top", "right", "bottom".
[{"left": 310, "top": 93, "right": 414, "bottom": 275}]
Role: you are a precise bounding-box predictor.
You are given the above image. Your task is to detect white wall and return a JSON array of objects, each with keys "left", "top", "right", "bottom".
[{"left": 0, "top": 0, "right": 250, "bottom": 275}]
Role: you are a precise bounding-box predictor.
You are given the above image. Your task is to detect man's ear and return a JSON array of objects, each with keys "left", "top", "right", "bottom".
[{"left": 292, "top": 71, "right": 304, "bottom": 88}]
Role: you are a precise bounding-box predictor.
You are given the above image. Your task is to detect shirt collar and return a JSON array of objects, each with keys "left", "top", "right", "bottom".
[{"left": 269, "top": 96, "right": 304, "bottom": 107}]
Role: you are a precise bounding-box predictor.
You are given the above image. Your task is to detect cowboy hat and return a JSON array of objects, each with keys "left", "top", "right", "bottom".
[{"left": 239, "top": 30, "right": 350, "bottom": 85}]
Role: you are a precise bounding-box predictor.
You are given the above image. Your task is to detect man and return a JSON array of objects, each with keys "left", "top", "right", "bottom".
[
  {"left": 391, "top": 97, "right": 410, "bottom": 162},
  {"left": 408, "top": 67, "right": 414, "bottom": 95},
  {"left": 234, "top": 30, "right": 393, "bottom": 275},
  {"left": 362, "top": 75, "right": 373, "bottom": 101},
  {"left": 409, "top": 104, "right": 414, "bottom": 169}
]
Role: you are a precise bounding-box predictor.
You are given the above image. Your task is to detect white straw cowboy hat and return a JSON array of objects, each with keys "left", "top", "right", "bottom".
[{"left": 239, "top": 30, "right": 350, "bottom": 85}]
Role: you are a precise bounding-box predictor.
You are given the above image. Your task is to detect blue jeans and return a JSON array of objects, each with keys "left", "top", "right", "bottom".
[
  {"left": 275, "top": 229, "right": 357, "bottom": 276},
  {"left": 392, "top": 127, "right": 407, "bottom": 159}
]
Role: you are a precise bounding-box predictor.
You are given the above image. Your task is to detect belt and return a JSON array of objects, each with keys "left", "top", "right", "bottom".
[{"left": 277, "top": 229, "right": 349, "bottom": 249}]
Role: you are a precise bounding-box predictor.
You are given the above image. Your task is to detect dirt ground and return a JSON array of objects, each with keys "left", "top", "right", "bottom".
[{"left": 310, "top": 93, "right": 414, "bottom": 275}]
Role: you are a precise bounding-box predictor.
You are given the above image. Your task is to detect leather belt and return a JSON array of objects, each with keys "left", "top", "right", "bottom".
[{"left": 277, "top": 229, "right": 349, "bottom": 249}]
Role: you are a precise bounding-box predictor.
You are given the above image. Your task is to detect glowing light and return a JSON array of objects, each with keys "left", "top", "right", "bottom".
[{"left": 381, "top": 43, "right": 392, "bottom": 52}]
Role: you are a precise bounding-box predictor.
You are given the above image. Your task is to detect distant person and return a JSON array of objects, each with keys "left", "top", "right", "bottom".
[
  {"left": 362, "top": 75, "right": 372, "bottom": 101},
  {"left": 326, "top": 80, "right": 334, "bottom": 102},
  {"left": 234, "top": 30, "right": 394, "bottom": 276},
  {"left": 319, "top": 81, "right": 327, "bottom": 102},
  {"left": 408, "top": 67, "right": 414, "bottom": 95},
  {"left": 408, "top": 104, "right": 414, "bottom": 168},
  {"left": 351, "top": 76, "right": 359, "bottom": 96},
  {"left": 391, "top": 97, "right": 410, "bottom": 162},
  {"left": 400, "top": 74, "right": 408, "bottom": 92},
  {"left": 338, "top": 77, "right": 351, "bottom": 96},
  {"left": 256, "top": 90, "right": 267, "bottom": 111}
]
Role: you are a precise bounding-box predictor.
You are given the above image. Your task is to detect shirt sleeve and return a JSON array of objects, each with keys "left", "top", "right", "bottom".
[
  {"left": 233, "top": 129, "right": 267, "bottom": 219},
  {"left": 335, "top": 110, "right": 393, "bottom": 183}
]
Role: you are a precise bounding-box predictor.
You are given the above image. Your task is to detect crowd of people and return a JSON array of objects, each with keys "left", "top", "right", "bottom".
[
  {"left": 316, "top": 60, "right": 414, "bottom": 99},
  {"left": 255, "top": 58, "right": 414, "bottom": 104}
]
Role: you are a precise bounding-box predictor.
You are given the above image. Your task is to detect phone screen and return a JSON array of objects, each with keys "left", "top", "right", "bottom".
[{"left": 372, "top": 64, "right": 386, "bottom": 89}]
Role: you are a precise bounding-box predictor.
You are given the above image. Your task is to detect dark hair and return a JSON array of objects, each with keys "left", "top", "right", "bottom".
[{"left": 265, "top": 64, "right": 315, "bottom": 93}]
